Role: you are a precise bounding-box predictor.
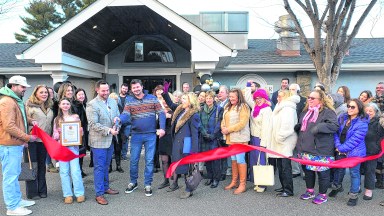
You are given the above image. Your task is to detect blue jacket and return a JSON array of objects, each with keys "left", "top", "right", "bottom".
[{"left": 334, "top": 113, "right": 369, "bottom": 157}]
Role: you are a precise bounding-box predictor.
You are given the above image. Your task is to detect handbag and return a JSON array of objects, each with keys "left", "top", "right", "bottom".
[
  {"left": 185, "top": 164, "right": 203, "bottom": 191},
  {"left": 18, "top": 148, "right": 37, "bottom": 181},
  {"left": 253, "top": 153, "right": 275, "bottom": 186}
]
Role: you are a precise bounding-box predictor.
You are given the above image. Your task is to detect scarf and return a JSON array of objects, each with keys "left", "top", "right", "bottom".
[
  {"left": 301, "top": 104, "right": 320, "bottom": 131},
  {"left": 252, "top": 103, "right": 269, "bottom": 118}
]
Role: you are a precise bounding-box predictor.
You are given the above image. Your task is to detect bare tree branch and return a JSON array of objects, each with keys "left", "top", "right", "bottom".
[{"left": 320, "top": 4, "right": 329, "bottom": 24}]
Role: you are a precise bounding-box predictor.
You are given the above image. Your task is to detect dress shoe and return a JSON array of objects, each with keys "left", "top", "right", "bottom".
[
  {"left": 276, "top": 192, "right": 293, "bottom": 197},
  {"left": 274, "top": 187, "right": 284, "bottom": 192},
  {"left": 27, "top": 195, "right": 40, "bottom": 200},
  {"left": 39, "top": 194, "right": 47, "bottom": 198},
  {"left": 105, "top": 188, "right": 119, "bottom": 195},
  {"left": 116, "top": 166, "right": 124, "bottom": 173},
  {"left": 204, "top": 179, "right": 213, "bottom": 186},
  {"left": 292, "top": 173, "right": 301, "bottom": 178},
  {"left": 96, "top": 196, "right": 108, "bottom": 205},
  {"left": 210, "top": 180, "right": 219, "bottom": 188},
  {"left": 158, "top": 180, "right": 170, "bottom": 189},
  {"left": 166, "top": 184, "right": 179, "bottom": 192},
  {"left": 220, "top": 174, "right": 226, "bottom": 181}
]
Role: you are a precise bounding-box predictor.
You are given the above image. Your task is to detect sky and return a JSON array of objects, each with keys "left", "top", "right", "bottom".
[{"left": 0, "top": 0, "right": 383, "bottom": 43}]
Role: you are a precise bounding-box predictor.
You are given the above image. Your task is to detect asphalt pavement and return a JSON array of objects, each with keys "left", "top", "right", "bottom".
[{"left": 1, "top": 154, "right": 384, "bottom": 216}]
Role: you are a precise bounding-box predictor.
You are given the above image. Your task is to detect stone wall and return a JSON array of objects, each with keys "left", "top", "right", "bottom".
[{"left": 296, "top": 71, "right": 311, "bottom": 96}]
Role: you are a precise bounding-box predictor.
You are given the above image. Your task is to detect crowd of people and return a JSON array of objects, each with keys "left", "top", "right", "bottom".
[{"left": 0, "top": 75, "right": 384, "bottom": 215}]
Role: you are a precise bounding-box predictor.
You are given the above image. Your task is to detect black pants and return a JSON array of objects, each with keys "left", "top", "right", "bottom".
[
  {"left": 206, "top": 159, "right": 222, "bottom": 181},
  {"left": 276, "top": 158, "right": 293, "bottom": 194},
  {"left": 24, "top": 142, "right": 47, "bottom": 198},
  {"left": 220, "top": 141, "right": 228, "bottom": 175},
  {"left": 363, "top": 159, "right": 377, "bottom": 190},
  {"left": 302, "top": 165, "right": 330, "bottom": 194}
]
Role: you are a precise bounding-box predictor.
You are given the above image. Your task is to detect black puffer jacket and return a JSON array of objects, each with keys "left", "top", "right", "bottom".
[
  {"left": 296, "top": 108, "right": 339, "bottom": 156},
  {"left": 365, "top": 116, "right": 384, "bottom": 156}
]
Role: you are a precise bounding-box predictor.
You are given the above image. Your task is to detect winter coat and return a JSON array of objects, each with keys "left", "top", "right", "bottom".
[
  {"left": 199, "top": 103, "right": 223, "bottom": 152},
  {"left": 335, "top": 114, "right": 369, "bottom": 157},
  {"left": 25, "top": 100, "right": 54, "bottom": 142},
  {"left": 365, "top": 116, "right": 384, "bottom": 156},
  {"left": 0, "top": 87, "right": 32, "bottom": 145},
  {"left": 221, "top": 103, "right": 250, "bottom": 144},
  {"left": 73, "top": 100, "right": 88, "bottom": 150},
  {"left": 269, "top": 95, "right": 299, "bottom": 158},
  {"left": 171, "top": 105, "right": 200, "bottom": 174},
  {"left": 296, "top": 108, "right": 339, "bottom": 156}
]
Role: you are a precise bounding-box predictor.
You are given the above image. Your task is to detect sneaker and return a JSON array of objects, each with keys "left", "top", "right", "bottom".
[
  {"left": 19, "top": 200, "right": 35, "bottom": 208},
  {"left": 145, "top": 185, "right": 153, "bottom": 197},
  {"left": 125, "top": 183, "right": 138, "bottom": 194},
  {"left": 6, "top": 207, "right": 32, "bottom": 216},
  {"left": 300, "top": 190, "right": 315, "bottom": 200},
  {"left": 312, "top": 194, "right": 328, "bottom": 204}
]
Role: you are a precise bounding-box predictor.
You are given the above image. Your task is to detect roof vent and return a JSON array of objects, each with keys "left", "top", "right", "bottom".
[{"left": 274, "top": 15, "right": 300, "bottom": 56}]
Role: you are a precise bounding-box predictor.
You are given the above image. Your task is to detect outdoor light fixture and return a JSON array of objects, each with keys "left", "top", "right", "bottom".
[
  {"left": 168, "top": 24, "right": 172, "bottom": 28},
  {"left": 174, "top": 38, "right": 178, "bottom": 41},
  {"left": 112, "top": 39, "right": 116, "bottom": 42},
  {"left": 93, "top": 25, "right": 97, "bottom": 29}
]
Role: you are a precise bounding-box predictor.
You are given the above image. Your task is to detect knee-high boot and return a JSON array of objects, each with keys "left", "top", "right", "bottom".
[
  {"left": 225, "top": 161, "right": 238, "bottom": 190},
  {"left": 116, "top": 155, "right": 124, "bottom": 173},
  {"left": 233, "top": 163, "right": 247, "bottom": 194}
]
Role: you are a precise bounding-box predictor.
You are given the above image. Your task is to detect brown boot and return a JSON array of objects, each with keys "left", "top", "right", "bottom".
[
  {"left": 224, "top": 161, "right": 238, "bottom": 190},
  {"left": 233, "top": 163, "right": 247, "bottom": 195}
]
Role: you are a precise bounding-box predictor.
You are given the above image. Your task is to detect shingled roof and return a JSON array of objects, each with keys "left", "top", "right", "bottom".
[
  {"left": 0, "top": 43, "right": 40, "bottom": 68},
  {"left": 231, "top": 38, "right": 384, "bottom": 65}
]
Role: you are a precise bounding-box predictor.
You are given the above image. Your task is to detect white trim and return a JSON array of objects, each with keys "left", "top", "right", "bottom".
[
  {"left": 109, "top": 68, "right": 188, "bottom": 75},
  {"left": 220, "top": 63, "right": 384, "bottom": 72},
  {"left": 0, "top": 67, "right": 42, "bottom": 73},
  {"left": 42, "top": 64, "right": 102, "bottom": 78},
  {"left": 236, "top": 74, "right": 268, "bottom": 88},
  {"left": 62, "top": 52, "right": 105, "bottom": 73}
]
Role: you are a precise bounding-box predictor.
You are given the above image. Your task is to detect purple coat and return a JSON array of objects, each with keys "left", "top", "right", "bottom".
[{"left": 334, "top": 114, "right": 369, "bottom": 157}]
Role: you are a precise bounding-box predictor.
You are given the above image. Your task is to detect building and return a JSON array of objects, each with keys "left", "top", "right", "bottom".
[{"left": 0, "top": 0, "right": 383, "bottom": 98}]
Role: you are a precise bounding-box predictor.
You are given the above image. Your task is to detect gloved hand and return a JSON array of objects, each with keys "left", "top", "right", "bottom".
[
  {"left": 294, "top": 123, "right": 302, "bottom": 132},
  {"left": 163, "top": 81, "right": 171, "bottom": 94}
]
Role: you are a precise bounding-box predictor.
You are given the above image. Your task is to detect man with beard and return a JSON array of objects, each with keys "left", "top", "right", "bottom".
[
  {"left": 118, "top": 83, "right": 129, "bottom": 160},
  {"left": 86, "top": 80, "right": 120, "bottom": 205},
  {"left": 271, "top": 78, "right": 290, "bottom": 109},
  {"left": 123, "top": 79, "right": 165, "bottom": 197},
  {"left": 0, "top": 75, "right": 38, "bottom": 215}
]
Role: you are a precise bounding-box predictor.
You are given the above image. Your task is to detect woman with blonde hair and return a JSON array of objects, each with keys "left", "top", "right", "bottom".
[
  {"left": 162, "top": 87, "right": 200, "bottom": 199},
  {"left": 25, "top": 85, "right": 54, "bottom": 199},
  {"left": 296, "top": 90, "right": 339, "bottom": 205},
  {"left": 269, "top": 90, "right": 299, "bottom": 197},
  {"left": 222, "top": 88, "right": 250, "bottom": 195}
]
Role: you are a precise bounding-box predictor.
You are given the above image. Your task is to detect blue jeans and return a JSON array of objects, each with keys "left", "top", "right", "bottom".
[
  {"left": 333, "top": 163, "right": 361, "bottom": 193},
  {"left": 231, "top": 153, "right": 246, "bottom": 164},
  {"left": 130, "top": 133, "right": 156, "bottom": 186},
  {"left": 92, "top": 143, "right": 114, "bottom": 197},
  {"left": 59, "top": 147, "right": 84, "bottom": 197},
  {"left": 121, "top": 136, "right": 128, "bottom": 159},
  {"left": 0, "top": 145, "right": 23, "bottom": 210}
]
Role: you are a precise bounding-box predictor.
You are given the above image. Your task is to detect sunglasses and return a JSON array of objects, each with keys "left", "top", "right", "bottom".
[
  {"left": 307, "top": 96, "right": 319, "bottom": 100},
  {"left": 347, "top": 105, "right": 356, "bottom": 110}
]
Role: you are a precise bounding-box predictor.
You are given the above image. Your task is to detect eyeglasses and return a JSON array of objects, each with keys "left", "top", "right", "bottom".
[
  {"left": 347, "top": 105, "right": 356, "bottom": 110},
  {"left": 307, "top": 96, "right": 319, "bottom": 100}
]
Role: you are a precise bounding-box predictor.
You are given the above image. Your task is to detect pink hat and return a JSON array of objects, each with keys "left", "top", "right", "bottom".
[{"left": 253, "top": 89, "right": 270, "bottom": 101}]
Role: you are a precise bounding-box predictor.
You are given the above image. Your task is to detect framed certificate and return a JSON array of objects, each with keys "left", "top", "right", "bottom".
[{"left": 60, "top": 121, "right": 82, "bottom": 146}]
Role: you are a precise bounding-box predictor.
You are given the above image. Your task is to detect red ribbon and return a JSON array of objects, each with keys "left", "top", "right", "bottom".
[
  {"left": 32, "top": 125, "right": 85, "bottom": 162},
  {"left": 166, "top": 139, "right": 384, "bottom": 178}
]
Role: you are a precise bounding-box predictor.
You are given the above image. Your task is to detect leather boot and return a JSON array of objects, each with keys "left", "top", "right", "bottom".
[
  {"left": 233, "top": 163, "right": 247, "bottom": 195},
  {"left": 116, "top": 155, "right": 124, "bottom": 173},
  {"left": 224, "top": 161, "right": 238, "bottom": 190}
]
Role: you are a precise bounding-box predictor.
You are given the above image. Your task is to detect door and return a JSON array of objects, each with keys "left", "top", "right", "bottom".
[{"left": 123, "top": 75, "right": 176, "bottom": 94}]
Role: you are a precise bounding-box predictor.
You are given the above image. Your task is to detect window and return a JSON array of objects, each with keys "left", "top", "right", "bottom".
[{"left": 125, "top": 39, "right": 174, "bottom": 63}]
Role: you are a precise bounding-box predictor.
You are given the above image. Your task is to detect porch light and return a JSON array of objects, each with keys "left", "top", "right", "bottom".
[
  {"left": 174, "top": 38, "right": 178, "bottom": 41},
  {"left": 112, "top": 39, "right": 116, "bottom": 42},
  {"left": 168, "top": 24, "right": 172, "bottom": 28},
  {"left": 93, "top": 25, "right": 97, "bottom": 29}
]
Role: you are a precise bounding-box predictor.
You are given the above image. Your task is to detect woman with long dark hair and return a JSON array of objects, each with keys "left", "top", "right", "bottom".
[
  {"left": 73, "top": 88, "right": 89, "bottom": 177},
  {"left": 331, "top": 99, "right": 369, "bottom": 206},
  {"left": 222, "top": 88, "right": 250, "bottom": 195}
]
